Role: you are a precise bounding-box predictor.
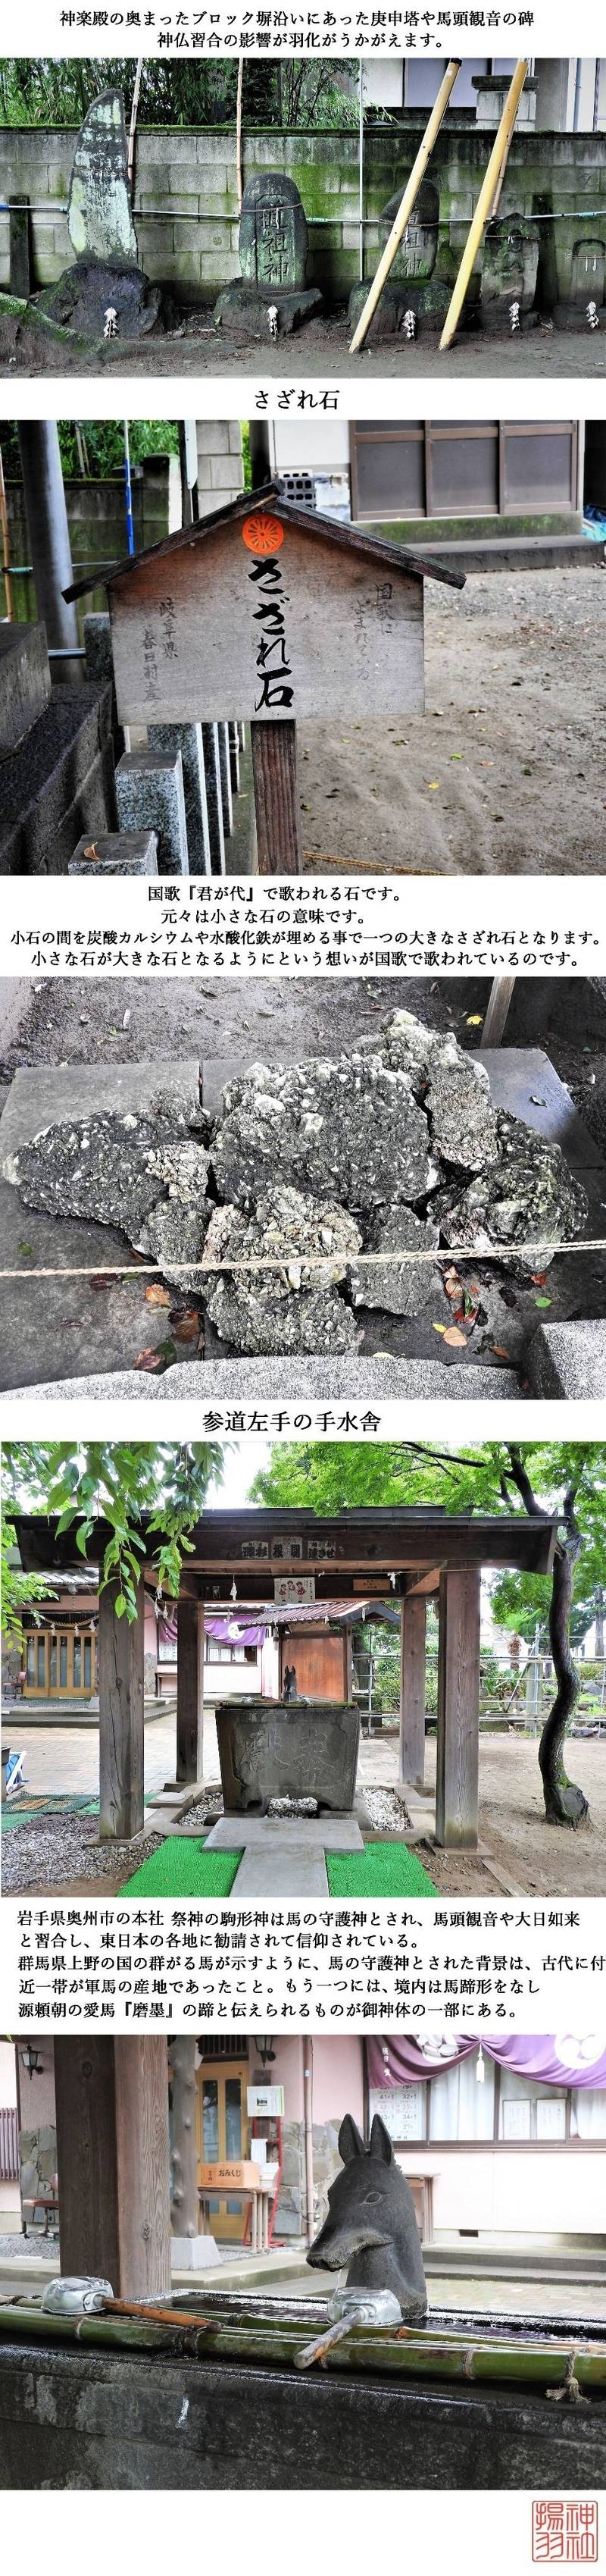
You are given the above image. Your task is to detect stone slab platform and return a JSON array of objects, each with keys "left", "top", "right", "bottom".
[
  {"left": 2, "top": 1360, "right": 520, "bottom": 1399},
  {"left": 205, "top": 1809, "right": 363, "bottom": 1897},
  {"left": 526, "top": 1320, "right": 606, "bottom": 1399}
]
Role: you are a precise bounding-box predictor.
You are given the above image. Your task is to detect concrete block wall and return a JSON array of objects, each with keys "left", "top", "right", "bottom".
[
  {"left": 2, "top": 121, "right": 605, "bottom": 306},
  {"left": 195, "top": 418, "right": 244, "bottom": 516}
]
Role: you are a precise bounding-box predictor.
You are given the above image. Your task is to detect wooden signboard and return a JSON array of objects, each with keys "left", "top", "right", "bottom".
[
  {"left": 107, "top": 500, "right": 426, "bottom": 729},
  {"left": 67, "top": 484, "right": 463, "bottom": 878},
  {"left": 198, "top": 2161, "right": 262, "bottom": 2190}
]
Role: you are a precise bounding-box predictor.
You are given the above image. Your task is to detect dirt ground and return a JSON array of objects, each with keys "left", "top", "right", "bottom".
[
  {"left": 2, "top": 311, "right": 605, "bottom": 379},
  {"left": 363, "top": 1732, "right": 606, "bottom": 1898},
  {"left": 297, "top": 566, "right": 606, "bottom": 874}
]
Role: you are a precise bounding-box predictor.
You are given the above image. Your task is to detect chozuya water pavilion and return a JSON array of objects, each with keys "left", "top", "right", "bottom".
[{"left": 13, "top": 1500, "right": 558, "bottom": 1851}]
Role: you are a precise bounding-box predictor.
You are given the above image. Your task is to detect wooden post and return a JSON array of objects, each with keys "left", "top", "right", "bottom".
[
  {"left": 436, "top": 1569, "right": 481, "bottom": 1847},
  {"left": 479, "top": 974, "right": 516, "bottom": 1048},
  {"left": 349, "top": 60, "right": 462, "bottom": 353},
  {"left": 176, "top": 1591, "right": 203, "bottom": 1784},
  {"left": 98, "top": 1576, "right": 145, "bottom": 1841},
  {"left": 251, "top": 719, "right": 302, "bottom": 873},
  {"left": 399, "top": 1594, "right": 427, "bottom": 1788},
  {"left": 439, "top": 63, "right": 529, "bottom": 350},
  {"left": 55, "top": 2038, "right": 171, "bottom": 2299},
  {"left": 168, "top": 2038, "right": 199, "bottom": 2239}
]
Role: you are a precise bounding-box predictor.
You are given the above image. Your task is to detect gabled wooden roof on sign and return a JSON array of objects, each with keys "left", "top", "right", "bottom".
[{"left": 63, "top": 480, "right": 466, "bottom": 604}]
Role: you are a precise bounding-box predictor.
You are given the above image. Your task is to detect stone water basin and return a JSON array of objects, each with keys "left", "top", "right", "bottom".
[{"left": 214, "top": 1697, "right": 361, "bottom": 1815}]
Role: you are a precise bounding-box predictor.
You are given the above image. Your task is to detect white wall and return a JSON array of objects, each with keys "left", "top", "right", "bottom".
[
  {"left": 269, "top": 419, "right": 349, "bottom": 475},
  {"left": 398, "top": 2145, "right": 606, "bottom": 2236}
]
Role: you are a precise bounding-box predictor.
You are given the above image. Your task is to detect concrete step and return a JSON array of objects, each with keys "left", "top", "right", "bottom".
[
  {"left": 406, "top": 534, "right": 604, "bottom": 575},
  {"left": 0, "top": 682, "right": 116, "bottom": 873}
]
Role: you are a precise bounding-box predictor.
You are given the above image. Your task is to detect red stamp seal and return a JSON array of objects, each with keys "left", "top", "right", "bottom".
[{"left": 242, "top": 510, "right": 285, "bottom": 555}]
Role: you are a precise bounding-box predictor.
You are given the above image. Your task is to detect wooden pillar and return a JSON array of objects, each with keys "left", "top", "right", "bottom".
[
  {"left": 98, "top": 1575, "right": 145, "bottom": 1841},
  {"left": 168, "top": 2038, "right": 198, "bottom": 2239},
  {"left": 176, "top": 1592, "right": 204, "bottom": 1784},
  {"left": 54, "top": 2038, "right": 171, "bottom": 2299},
  {"left": 399, "top": 1594, "right": 427, "bottom": 1788},
  {"left": 251, "top": 719, "right": 302, "bottom": 873},
  {"left": 436, "top": 1569, "right": 481, "bottom": 1848}
]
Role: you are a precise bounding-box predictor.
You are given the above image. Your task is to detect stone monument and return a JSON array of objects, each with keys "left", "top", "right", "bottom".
[
  {"left": 348, "top": 177, "right": 448, "bottom": 340},
  {"left": 214, "top": 171, "right": 322, "bottom": 337},
  {"left": 30, "top": 89, "right": 164, "bottom": 342}
]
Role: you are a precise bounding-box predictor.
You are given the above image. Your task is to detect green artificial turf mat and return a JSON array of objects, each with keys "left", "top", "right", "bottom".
[
  {"left": 120, "top": 1836, "right": 242, "bottom": 1898},
  {"left": 326, "top": 1841, "right": 438, "bottom": 1898}
]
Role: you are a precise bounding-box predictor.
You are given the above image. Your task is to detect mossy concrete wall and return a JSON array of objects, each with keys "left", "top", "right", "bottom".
[{"left": 2, "top": 120, "right": 606, "bottom": 306}]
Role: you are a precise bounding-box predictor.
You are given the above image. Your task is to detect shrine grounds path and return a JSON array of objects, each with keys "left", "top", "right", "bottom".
[
  {"left": 2, "top": 314, "right": 606, "bottom": 378},
  {"left": 2, "top": 1716, "right": 604, "bottom": 1898}
]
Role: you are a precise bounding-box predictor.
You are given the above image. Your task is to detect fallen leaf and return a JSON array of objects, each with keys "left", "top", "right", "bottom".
[
  {"left": 491, "top": 1344, "right": 512, "bottom": 1360},
  {"left": 89, "top": 1273, "right": 114, "bottom": 1292},
  {"left": 531, "top": 1270, "right": 548, "bottom": 1287},
  {"left": 17, "top": 1242, "right": 34, "bottom": 1258},
  {"left": 535, "top": 1295, "right": 552, "bottom": 1309},
  {"left": 443, "top": 1325, "right": 467, "bottom": 1348},
  {"left": 529, "top": 1095, "right": 547, "bottom": 1107},
  {"left": 427, "top": 782, "right": 441, "bottom": 791},
  {"left": 135, "top": 1346, "right": 167, "bottom": 1371},
  {"left": 83, "top": 842, "right": 100, "bottom": 861},
  {"left": 466, "top": 1014, "right": 483, "bottom": 1026},
  {"left": 433, "top": 1323, "right": 447, "bottom": 1336},
  {"left": 173, "top": 1309, "right": 200, "bottom": 1343},
  {"left": 145, "top": 1283, "right": 171, "bottom": 1308}
]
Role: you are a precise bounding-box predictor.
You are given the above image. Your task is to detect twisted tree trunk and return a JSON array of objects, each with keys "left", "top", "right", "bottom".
[
  {"left": 501, "top": 1450, "right": 589, "bottom": 1831},
  {"left": 539, "top": 1531, "right": 589, "bottom": 1829}
]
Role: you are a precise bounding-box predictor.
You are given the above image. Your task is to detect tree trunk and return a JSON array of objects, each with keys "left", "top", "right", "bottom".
[
  {"left": 539, "top": 1545, "right": 589, "bottom": 1828},
  {"left": 168, "top": 2038, "right": 198, "bottom": 2239},
  {"left": 595, "top": 1586, "right": 604, "bottom": 1660}
]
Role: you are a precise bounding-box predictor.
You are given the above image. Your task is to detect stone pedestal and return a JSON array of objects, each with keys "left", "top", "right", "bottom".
[
  {"left": 148, "top": 721, "right": 211, "bottom": 876},
  {"left": 201, "top": 724, "right": 226, "bottom": 873},
  {"left": 116, "top": 750, "right": 189, "bottom": 873},
  {"left": 69, "top": 831, "right": 158, "bottom": 876}
]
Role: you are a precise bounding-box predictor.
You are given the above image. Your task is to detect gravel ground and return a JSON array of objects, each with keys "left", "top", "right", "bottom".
[
  {"left": 2, "top": 1813, "right": 164, "bottom": 1894},
  {"left": 0, "top": 2233, "right": 55, "bottom": 2261},
  {"left": 298, "top": 567, "right": 606, "bottom": 875},
  {"left": 363, "top": 1788, "right": 412, "bottom": 1831}
]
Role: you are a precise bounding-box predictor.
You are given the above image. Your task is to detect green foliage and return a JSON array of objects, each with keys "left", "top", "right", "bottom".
[
  {"left": 3, "top": 1442, "right": 226, "bottom": 1622},
  {"left": 0, "top": 420, "right": 179, "bottom": 486},
  {"left": 1, "top": 1515, "right": 56, "bottom": 1645},
  {"left": 0, "top": 59, "right": 358, "bottom": 130},
  {"left": 251, "top": 1441, "right": 606, "bottom": 1646}
]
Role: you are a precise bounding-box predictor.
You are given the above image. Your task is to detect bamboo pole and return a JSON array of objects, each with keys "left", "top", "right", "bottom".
[
  {"left": 349, "top": 59, "right": 462, "bottom": 353},
  {"left": 439, "top": 62, "right": 529, "bottom": 350},
  {"left": 3, "top": 2302, "right": 606, "bottom": 2394}
]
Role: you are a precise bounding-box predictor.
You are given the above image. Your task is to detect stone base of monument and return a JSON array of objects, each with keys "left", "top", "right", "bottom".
[
  {"left": 213, "top": 283, "right": 323, "bottom": 338},
  {"left": 346, "top": 277, "right": 451, "bottom": 341},
  {"left": 553, "top": 301, "right": 604, "bottom": 332},
  {"left": 30, "top": 256, "right": 164, "bottom": 343}
]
